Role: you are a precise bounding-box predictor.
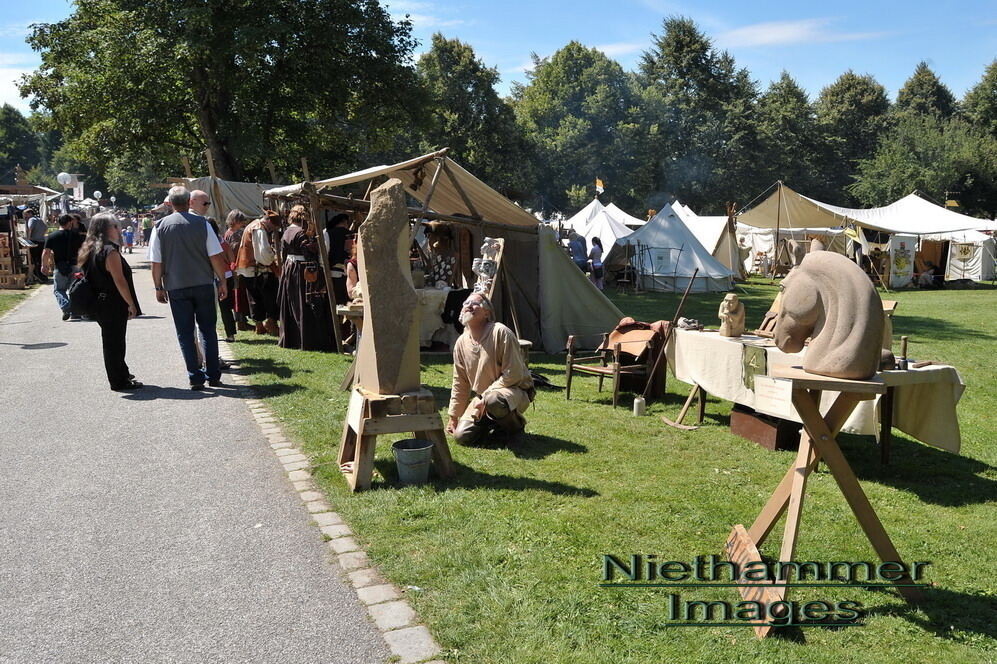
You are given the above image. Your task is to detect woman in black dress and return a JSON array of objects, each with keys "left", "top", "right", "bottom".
[
  {"left": 77, "top": 212, "right": 143, "bottom": 390},
  {"left": 276, "top": 205, "right": 335, "bottom": 351}
]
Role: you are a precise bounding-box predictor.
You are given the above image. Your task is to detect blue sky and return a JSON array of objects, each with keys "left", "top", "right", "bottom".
[{"left": 2, "top": 0, "right": 995, "bottom": 114}]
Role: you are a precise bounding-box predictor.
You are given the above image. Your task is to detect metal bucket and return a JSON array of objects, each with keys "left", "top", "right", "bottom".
[{"left": 391, "top": 439, "right": 435, "bottom": 486}]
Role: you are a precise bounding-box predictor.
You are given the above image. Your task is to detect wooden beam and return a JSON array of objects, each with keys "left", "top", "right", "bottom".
[
  {"left": 266, "top": 160, "right": 278, "bottom": 184},
  {"left": 204, "top": 149, "right": 217, "bottom": 179},
  {"left": 301, "top": 157, "right": 311, "bottom": 182},
  {"left": 420, "top": 158, "right": 445, "bottom": 217},
  {"left": 442, "top": 161, "right": 481, "bottom": 219},
  {"left": 304, "top": 182, "right": 344, "bottom": 354},
  {"left": 181, "top": 155, "right": 193, "bottom": 179}
]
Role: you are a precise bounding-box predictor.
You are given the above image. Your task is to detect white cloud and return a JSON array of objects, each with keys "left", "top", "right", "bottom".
[
  {"left": 593, "top": 42, "right": 645, "bottom": 58},
  {"left": 386, "top": 1, "right": 465, "bottom": 29},
  {"left": 0, "top": 22, "right": 35, "bottom": 38},
  {"left": 716, "top": 18, "right": 888, "bottom": 48},
  {"left": 0, "top": 68, "right": 34, "bottom": 113}
]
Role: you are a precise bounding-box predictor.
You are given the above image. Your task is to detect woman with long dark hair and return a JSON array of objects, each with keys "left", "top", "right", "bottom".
[{"left": 77, "top": 212, "right": 143, "bottom": 391}]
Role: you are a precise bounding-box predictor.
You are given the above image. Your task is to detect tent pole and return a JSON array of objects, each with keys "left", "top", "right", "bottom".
[
  {"left": 305, "top": 182, "right": 344, "bottom": 354},
  {"left": 420, "top": 158, "right": 445, "bottom": 217}
]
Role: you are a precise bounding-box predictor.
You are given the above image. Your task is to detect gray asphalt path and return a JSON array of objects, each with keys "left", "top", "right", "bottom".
[{"left": 0, "top": 251, "right": 388, "bottom": 663}]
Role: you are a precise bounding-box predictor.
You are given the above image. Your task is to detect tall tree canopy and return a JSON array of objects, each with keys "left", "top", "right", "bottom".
[
  {"left": 895, "top": 61, "right": 957, "bottom": 118},
  {"left": 0, "top": 105, "right": 41, "bottom": 183},
  {"left": 638, "top": 17, "right": 760, "bottom": 212},
  {"left": 814, "top": 71, "right": 891, "bottom": 203},
  {"left": 513, "top": 41, "right": 643, "bottom": 212},
  {"left": 20, "top": 0, "right": 424, "bottom": 181},
  {"left": 755, "top": 72, "right": 820, "bottom": 192},
  {"left": 850, "top": 114, "right": 997, "bottom": 217},
  {"left": 963, "top": 59, "right": 997, "bottom": 136},
  {"left": 415, "top": 34, "right": 533, "bottom": 199}
]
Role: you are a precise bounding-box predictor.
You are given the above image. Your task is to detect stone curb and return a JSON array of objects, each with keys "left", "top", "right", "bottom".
[{"left": 220, "top": 340, "right": 445, "bottom": 663}]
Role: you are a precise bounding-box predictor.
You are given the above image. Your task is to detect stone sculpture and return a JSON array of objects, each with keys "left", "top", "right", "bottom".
[
  {"left": 356, "top": 178, "right": 421, "bottom": 394},
  {"left": 774, "top": 251, "right": 888, "bottom": 380},
  {"left": 718, "top": 293, "right": 745, "bottom": 337}
]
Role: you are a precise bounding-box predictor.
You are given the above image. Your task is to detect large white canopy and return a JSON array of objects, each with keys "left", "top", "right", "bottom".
[
  {"left": 738, "top": 182, "right": 991, "bottom": 235},
  {"left": 670, "top": 201, "right": 746, "bottom": 280},
  {"left": 604, "top": 201, "right": 648, "bottom": 228},
  {"left": 606, "top": 206, "right": 734, "bottom": 292}
]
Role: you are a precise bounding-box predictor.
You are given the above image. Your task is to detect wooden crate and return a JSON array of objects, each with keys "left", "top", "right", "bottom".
[
  {"left": 0, "top": 274, "right": 27, "bottom": 289},
  {"left": 730, "top": 404, "right": 801, "bottom": 451}
]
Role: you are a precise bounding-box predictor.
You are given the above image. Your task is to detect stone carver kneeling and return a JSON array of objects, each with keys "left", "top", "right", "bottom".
[{"left": 446, "top": 293, "right": 534, "bottom": 444}]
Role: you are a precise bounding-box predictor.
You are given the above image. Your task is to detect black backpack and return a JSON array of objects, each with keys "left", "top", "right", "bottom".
[{"left": 67, "top": 265, "right": 99, "bottom": 317}]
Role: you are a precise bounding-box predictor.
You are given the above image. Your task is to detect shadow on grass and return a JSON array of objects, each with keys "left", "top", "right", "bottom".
[
  {"left": 372, "top": 460, "right": 599, "bottom": 496},
  {"left": 893, "top": 314, "right": 997, "bottom": 342},
  {"left": 843, "top": 434, "right": 997, "bottom": 507},
  {"left": 234, "top": 356, "right": 313, "bottom": 380},
  {"left": 862, "top": 586, "right": 997, "bottom": 642}
]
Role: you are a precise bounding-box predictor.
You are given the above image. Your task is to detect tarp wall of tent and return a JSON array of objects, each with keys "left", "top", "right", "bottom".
[{"left": 186, "top": 176, "right": 279, "bottom": 221}]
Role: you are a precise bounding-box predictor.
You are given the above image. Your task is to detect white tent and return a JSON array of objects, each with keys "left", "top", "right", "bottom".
[
  {"left": 670, "top": 201, "right": 746, "bottom": 279},
  {"left": 562, "top": 198, "right": 604, "bottom": 232},
  {"left": 923, "top": 229, "right": 996, "bottom": 282},
  {"left": 604, "top": 201, "right": 648, "bottom": 228},
  {"left": 605, "top": 206, "right": 734, "bottom": 292},
  {"left": 580, "top": 209, "right": 632, "bottom": 260}
]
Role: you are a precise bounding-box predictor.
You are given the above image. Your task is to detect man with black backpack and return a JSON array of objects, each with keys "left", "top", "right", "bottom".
[{"left": 41, "top": 214, "right": 86, "bottom": 321}]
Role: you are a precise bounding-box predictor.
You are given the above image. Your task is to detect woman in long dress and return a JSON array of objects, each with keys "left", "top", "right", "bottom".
[{"left": 276, "top": 205, "right": 335, "bottom": 351}]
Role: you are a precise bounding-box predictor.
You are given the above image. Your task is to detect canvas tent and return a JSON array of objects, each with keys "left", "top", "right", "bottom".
[
  {"left": 580, "top": 209, "right": 632, "bottom": 259},
  {"left": 923, "top": 229, "right": 995, "bottom": 282},
  {"left": 669, "top": 201, "right": 746, "bottom": 279},
  {"left": 184, "top": 176, "right": 279, "bottom": 221},
  {"left": 604, "top": 202, "right": 648, "bottom": 228},
  {"left": 264, "top": 149, "right": 623, "bottom": 351},
  {"left": 605, "top": 206, "right": 734, "bottom": 292}
]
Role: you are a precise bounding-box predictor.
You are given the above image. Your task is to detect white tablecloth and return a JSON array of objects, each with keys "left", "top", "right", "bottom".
[{"left": 666, "top": 329, "right": 964, "bottom": 452}]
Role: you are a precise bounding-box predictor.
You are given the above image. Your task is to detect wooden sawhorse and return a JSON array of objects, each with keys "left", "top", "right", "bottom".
[
  {"left": 339, "top": 387, "right": 456, "bottom": 491},
  {"left": 726, "top": 367, "right": 923, "bottom": 637}
]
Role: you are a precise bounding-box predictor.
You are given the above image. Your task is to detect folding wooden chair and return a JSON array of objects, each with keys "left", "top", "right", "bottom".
[{"left": 565, "top": 328, "right": 660, "bottom": 408}]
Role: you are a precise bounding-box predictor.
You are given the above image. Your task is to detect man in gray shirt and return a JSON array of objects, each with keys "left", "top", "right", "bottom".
[
  {"left": 149, "top": 186, "right": 229, "bottom": 389},
  {"left": 25, "top": 209, "right": 49, "bottom": 283}
]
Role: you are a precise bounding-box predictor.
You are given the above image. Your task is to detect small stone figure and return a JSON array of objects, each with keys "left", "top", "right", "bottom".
[{"left": 718, "top": 293, "right": 745, "bottom": 337}]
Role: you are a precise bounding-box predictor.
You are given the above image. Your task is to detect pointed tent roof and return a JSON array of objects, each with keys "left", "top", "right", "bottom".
[
  {"left": 580, "top": 209, "right": 632, "bottom": 258},
  {"left": 604, "top": 201, "right": 648, "bottom": 227},
  {"left": 738, "top": 182, "right": 992, "bottom": 235},
  {"left": 606, "top": 206, "right": 734, "bottom": 292},
  {"left": 669, "top": 201, "right": 728, "bottom": 255},
  {"left": 563, "top": 198, "right": 605, "bottom": 231}
]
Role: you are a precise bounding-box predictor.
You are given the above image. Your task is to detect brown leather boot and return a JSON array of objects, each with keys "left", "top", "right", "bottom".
[
  {"left": 255, "top": 322, "right": 266, "bottom": 334},
  {"left": 265, "top": 318, "right": 279, "bottom": 336}
]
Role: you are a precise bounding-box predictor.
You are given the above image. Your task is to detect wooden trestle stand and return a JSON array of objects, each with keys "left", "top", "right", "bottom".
[
  {"left": 726, "top": 366, "right": 923, "bottom": 638},
  {"left": 339, "top": 387, "right": 455, "bottom": 492}
]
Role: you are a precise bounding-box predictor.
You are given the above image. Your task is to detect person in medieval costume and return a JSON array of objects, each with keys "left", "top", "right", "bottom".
[
  {"left": 446, "top": 293, "right": 534, "bottom": 445},
  {"left": 235, "top": 210, "right": 280, "bottom": 335},
  {"left": 276, "top": 205, "right": 335, "bottom": 351}
]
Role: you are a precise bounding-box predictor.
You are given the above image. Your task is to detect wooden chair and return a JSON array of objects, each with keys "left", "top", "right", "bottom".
[{"left": 565, "top": 328, "right": 660, "bottom": 408}]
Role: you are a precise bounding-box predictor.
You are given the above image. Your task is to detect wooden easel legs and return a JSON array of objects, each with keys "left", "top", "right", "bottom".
[{"left": 733, "top": 388, "right": 922, "bottom": 634}]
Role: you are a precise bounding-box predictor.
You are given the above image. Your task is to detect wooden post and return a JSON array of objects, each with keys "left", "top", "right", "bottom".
[
  {"left": 305, "top": 182, "right": 344, "bottom": 354},
  {"left": 267, "top": 160, "right": 278, "bottom": 184},
  {"left": 300, "top": 157, "right": 311, "bottom": 182},
  {"left": 181, "top": 155, "right": 193, "bottom": 179},
  {"left": 420, "top": 158, "right": 445, "bottom": 217},
  {"left": 204, "top": 149, "right": 217, "bottom": 179}
]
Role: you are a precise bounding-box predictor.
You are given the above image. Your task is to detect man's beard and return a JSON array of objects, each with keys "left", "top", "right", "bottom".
[{"left": 459, "top": 311, "right": 474, "bottom": 326}]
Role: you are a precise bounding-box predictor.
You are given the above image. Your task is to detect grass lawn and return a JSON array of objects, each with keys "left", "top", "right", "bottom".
[
  {"left": 229, "top": 278, "right": 996, "bottom": 664},
  {"left": 0, "top": 286, "right": 38, "bottom": 318}
]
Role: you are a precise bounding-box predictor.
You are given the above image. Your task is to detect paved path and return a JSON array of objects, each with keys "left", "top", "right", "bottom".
[{"left": 0, "top": 251, "right": 388, "bottom": 663}]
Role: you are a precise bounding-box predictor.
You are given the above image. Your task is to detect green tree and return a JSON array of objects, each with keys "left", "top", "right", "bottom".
[
  {"left": 755, "top": 72, "right": 820, "bottom": 191},
  {"left": 963, "top": 59, "right": 997, "bottom": 136},
  {"left": 513, "top": 41, "right": 644, "bottom": 213},
  {"left": 638, "top": 17, "right": 761, "bottom": 212},
  {"left": 849, "top": 114, "right": 997, "bottom": 217},
  {"left": 20, "top": 0, "right": 424, "bottom": 181},
  {"left": 0, "top": 104, "right": 41, "bottom": 183},
  {"left": 415, "top": 34, "right": 534, "bottom": 199},
  {"left": 814, "top": 71, "right": 891, "bottom": 203},
  {"left": 895, "top": 61, "right": 957, "bottom": 118}
]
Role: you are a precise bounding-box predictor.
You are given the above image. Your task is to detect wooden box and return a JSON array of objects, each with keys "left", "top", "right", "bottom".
[{"left": 730, "top": 405, "right": 801, "bottom": 451}]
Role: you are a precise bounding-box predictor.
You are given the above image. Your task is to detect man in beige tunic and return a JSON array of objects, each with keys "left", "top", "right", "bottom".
[{"left": 446, "top": 293, "right": 533, "bottom": 444}]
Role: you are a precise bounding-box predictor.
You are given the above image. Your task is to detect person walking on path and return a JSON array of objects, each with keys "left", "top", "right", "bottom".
[
  {"left": 78, "top": 212, "right": 143, "bottom": 391},
  {"left": 149, "top": 186, "right": 228, "bottom": 390},
  {"left": 41, "top": 213, "right": 85, "bottom": 320},
  {"left": 25, "top": 208, "right": 49, "bottom": 284}
]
